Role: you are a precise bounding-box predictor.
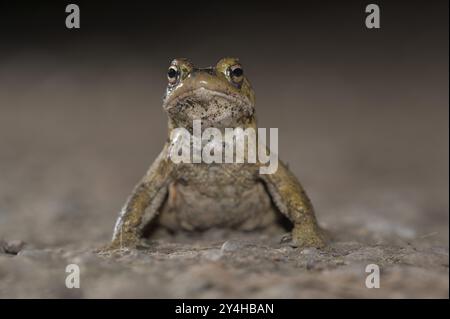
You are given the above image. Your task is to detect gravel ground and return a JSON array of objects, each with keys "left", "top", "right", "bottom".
[
  {"left": 0, "top": 48, "right": 448, "bottom": 298},
  {"left": 0, "top": 231, "right": 448, "bottom": 298}
]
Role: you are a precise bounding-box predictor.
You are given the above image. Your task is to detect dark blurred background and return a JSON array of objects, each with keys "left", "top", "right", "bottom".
[{"left": 0, "top": 0, "right": 448, "bottom": 247}]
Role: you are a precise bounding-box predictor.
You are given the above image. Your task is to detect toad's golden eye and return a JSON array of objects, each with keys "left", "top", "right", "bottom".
[
  {"left": 229, "top": 64, "right": 244, "bottom": 83},
  {"left": 167, "top": 65, "right": 179, "bottom": 84}
]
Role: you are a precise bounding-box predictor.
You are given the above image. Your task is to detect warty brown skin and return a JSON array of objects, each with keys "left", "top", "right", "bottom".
[{"left": 107, "top": 57, "right": 326, "bottom": 250}]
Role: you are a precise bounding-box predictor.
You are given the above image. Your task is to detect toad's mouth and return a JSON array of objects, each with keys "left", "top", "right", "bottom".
[{"left": 163, "top": 87, "right": 253, "bottom": 113}]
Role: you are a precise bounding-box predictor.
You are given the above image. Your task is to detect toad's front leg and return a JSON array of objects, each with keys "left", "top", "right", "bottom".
[
  {"left": 105, "top": 145, "right": 174, "bottom": 251},
  {"left": 260, "top": 161, "right": 326, "bottom": 248}
]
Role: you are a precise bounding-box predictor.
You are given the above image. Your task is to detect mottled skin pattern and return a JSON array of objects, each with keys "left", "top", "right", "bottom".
[{"left": 107, "top": 57, "right": 325, "bottom": 250}]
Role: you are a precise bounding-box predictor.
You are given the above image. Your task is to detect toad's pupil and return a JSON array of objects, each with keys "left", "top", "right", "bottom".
[
  {"left": 232, "top": 68, "right": 243, "bottom": 77},
  {"left": 168, "top": 68, "right": 178, "bottom": 79}
]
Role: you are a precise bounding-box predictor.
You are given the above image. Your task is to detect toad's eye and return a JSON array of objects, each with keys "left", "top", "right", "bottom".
[
  {"left": 229, "top": 64, "right": 244, "bottom": 83},
  {"left": 167, "top": 66, "right": 179, "bottom": 84}
]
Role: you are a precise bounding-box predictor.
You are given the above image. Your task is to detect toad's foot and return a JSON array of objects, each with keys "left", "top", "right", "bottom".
[{"left": 281, "top": 225, "right": 327, "bottom": 249}]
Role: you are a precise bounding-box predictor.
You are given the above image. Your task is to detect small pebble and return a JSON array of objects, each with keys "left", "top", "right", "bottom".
[
  {"left": 2, "top": 240, "right": 26, "bottom": 255},
  {"left": 221, "top": 240, "right": 246, "bottom": 253}
]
